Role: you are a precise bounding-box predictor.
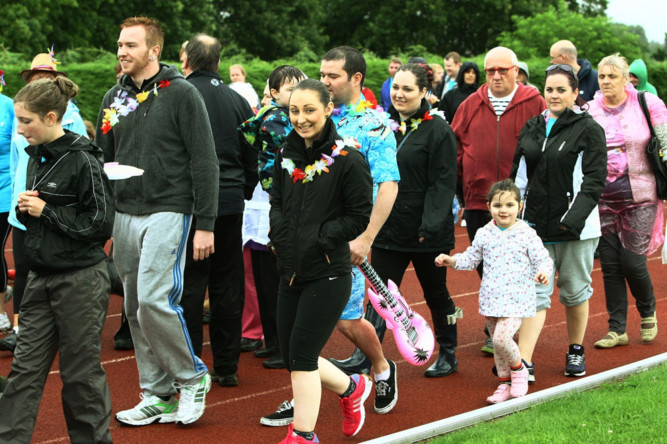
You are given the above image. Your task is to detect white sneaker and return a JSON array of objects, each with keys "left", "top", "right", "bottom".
[
  {"left": 0, "top": 312, "right": 11, "bottom": 333},
  {"left": 176, "top": 373, "right": 212, "bottom": 424},
  {"left": 116, "top": 393, "right": 178, "bottom": 426}
]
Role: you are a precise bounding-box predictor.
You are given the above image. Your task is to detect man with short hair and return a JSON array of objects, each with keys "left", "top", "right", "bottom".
[
  {"left": 179, "top": 34, "right": 256, "bottom": 387},
  {"left": 435, "top": 51, "right": 462, "bottom": 103},
  {"left": 96, "top": 17, "right": 219, "bottom": 426},
  {"left": 452, "top": 46, "right": 545, "bottom": 371},
  {"left": 549, "top": 40, "right": 599, "bottom": 101},
  {"left": 261, "top": 46, "right": 400, "bottom": 428},
  {"left": 380, "top": 57, "right": 402, "bottom": 110}
]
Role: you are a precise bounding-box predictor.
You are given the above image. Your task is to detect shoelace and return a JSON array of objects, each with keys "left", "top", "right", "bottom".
[
  {"left": 376, "top": 381, "right": 390, "bottom": 397},
  {"left": 276, "top": 401, "right": 292, "bottom": 413},
  {"left": 567, "top": 354, "right": 584, "bottom": 366}
]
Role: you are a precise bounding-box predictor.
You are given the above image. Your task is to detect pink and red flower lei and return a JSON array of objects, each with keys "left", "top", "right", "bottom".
[
  {"left": 101, "top": 80, "right": 170, "bottom": 134},
  {"left": 281, "top": 137, "right": 360, "bottom": 183}
]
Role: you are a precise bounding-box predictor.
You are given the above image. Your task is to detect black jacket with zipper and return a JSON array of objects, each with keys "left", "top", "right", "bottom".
[
  {"left": 374, "top": 99, "right": 457, "bottom": 252},
  {"left": 510, "top": 108, "right": 606, "bottom": 242},
  {"left": 269, "top": 119, "right": 372, "bottom": 283},
  {"left": 19, "top": 131, "right": 114, "bottom": 274}
]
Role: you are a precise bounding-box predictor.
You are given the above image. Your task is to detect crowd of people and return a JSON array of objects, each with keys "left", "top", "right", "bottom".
[{"left": 0, "top": 15, "right": 665, "bottom": 444}]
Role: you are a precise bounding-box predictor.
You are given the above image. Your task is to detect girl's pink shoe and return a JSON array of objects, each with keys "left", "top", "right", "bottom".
[
  {"left": 486, "top": 383, "right": 511, "bottom": 404},
  {"left": 510, "top": 366, "right": 529, "bottom": 398}
]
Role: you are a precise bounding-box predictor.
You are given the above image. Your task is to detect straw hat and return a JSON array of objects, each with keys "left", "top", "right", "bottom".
[{"left": 20, "top": 53, "right": 67, "bottom": 82}]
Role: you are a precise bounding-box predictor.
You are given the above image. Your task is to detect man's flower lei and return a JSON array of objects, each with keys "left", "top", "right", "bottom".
[
  {"left": 281, "top": 141, "right": 349, "bottom": 183},
  {"left": 389, "top": 109, "right": 443, "bottom": 135},
  {"left": 332, "top": 100, "right": 384, "bottom": 118},
  {"left": 101, "top": 80, "right": 170, "bottom": 134}
]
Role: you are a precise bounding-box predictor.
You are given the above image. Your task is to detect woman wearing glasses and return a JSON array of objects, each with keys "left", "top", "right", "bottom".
[
  {"left": 510, "top": 64, "right": 607, "bottom": 378},
  {"left": 587, "top": 54, "right": 667, "bottom": 349}
]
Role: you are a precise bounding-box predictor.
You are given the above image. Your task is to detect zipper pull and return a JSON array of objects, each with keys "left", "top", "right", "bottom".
[
  {"left": 566, "top": 191, "right": 571, "bottom": 206},
  {"left": 289, "top": 272, "right": 296, "bottom": 286},
  {"left": 325, "top": 253, "right": 331, "bottom": 264}
]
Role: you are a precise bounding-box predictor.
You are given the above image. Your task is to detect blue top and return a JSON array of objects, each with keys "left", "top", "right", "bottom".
[
  {"left": 331, "top": 98, "right": 400, "bottom": 202},
  {"left": 0, "top": 94, "right": 14, "bottom": 212},
  {"left": 546, "top": 116, "right": 557, "bottom": 137},
  {"left": 10, "top": 100, "right": 87, "bottom": 230}
]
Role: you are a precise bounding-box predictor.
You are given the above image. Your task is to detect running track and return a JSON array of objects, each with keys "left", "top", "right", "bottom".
[{"left": 1, "top": 206, "right": 665, "bottom": 443}]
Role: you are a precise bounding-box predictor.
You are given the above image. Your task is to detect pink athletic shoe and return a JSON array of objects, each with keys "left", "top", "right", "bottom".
[
  {"left": 510, "top": 366, "right": 529, "bottom": 398},
  {"left": 339, "top": 374, "right": 372, "bottom": 437},
  {"left": 486, "top": 383, "right": 512, "bottom": 404}
]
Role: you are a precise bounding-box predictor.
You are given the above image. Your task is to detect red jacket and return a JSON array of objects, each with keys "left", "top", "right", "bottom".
[{"left": 452, "top": 84, "right": 545, "bottom": 210}]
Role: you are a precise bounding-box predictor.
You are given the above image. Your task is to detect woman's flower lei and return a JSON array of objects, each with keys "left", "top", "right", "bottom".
[
  {"left": 389, "top": 109, "right": 445, "bottom": 135},
  {"left": 101, "top": 79, "right": 170, "bottom": 134},
  {"left": 281, "top": 138, "right": 355, "bottom": 183}
]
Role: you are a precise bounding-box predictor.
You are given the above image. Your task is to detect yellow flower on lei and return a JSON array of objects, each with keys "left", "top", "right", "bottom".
[{"left": 136, "top": 91, "right": 149, "bottom": 103}]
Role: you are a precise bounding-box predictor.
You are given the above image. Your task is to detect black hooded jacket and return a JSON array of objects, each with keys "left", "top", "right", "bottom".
[
  {"left": 19, "top": 131, "right": 114, "bottom": 274},
  {"left": 269, "top": 119, "right": 372, "bottom": 283},
  {"left": 441, "top": 61, "right": 480, "bottom": 123}
]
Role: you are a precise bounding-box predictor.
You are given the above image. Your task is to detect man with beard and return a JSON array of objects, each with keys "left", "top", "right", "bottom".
[{"left": 95, "top": 17, "right": 219, "bottom": 427}]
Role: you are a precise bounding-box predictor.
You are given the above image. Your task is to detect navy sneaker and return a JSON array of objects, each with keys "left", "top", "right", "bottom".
[{"left": 565, "top": 352, "right": 586, "bottom": 377}]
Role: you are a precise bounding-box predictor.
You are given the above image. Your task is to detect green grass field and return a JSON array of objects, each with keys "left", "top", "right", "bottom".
[{"left": 428, "top": 363, "right": 666, "bottom": 444}]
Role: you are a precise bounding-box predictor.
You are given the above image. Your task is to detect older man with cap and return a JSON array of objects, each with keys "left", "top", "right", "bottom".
[{"left": 0, "top": 48, "right": 87, "bottom": 354}]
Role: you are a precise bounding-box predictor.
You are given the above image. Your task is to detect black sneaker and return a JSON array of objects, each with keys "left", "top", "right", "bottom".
[
  {"left": 565, "top": 352, "right": 586, "bottom": 377},
  {"left": 0, "top": 332, "right": 17, "bottom": 352},
  {"left": 209, "top": 369, "right": 238, "bottom": 387},
  {"left": 240, "top": 337, "right": 263, "bottom": 352},
  {"left": 374, "top": 360, "right": 398, "bottom": 414},
  {"left": 522, "top": 359, "right": 535, "bottom": 383},
  {"left": 260, "top": 400, "right": 293, "bottom": 427}
]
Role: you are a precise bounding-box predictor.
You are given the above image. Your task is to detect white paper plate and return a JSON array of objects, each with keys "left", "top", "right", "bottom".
[{"left": 104, "top": 162, "right": 145, "bottom": 180}]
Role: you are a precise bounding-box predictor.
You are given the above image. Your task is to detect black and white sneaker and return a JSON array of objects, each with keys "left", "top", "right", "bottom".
[
  {"left": 374, "top": 360, "right": 398, "bottom": 414},
  {"left": 522, "top": 359, "right": 535, "bottom": 383},
  {"left": 260, "top": 400, "right": 293, "bottom": 426},
  {"left": 565, "top": 352, "right": 586, "bottom": 377}
]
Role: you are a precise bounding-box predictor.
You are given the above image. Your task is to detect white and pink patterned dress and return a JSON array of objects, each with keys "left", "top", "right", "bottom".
[{"left": 453, "top": 220, "right": 553, "bottom": 318}]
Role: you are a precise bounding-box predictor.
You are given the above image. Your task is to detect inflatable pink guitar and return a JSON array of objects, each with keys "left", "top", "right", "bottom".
[{"left": 358, "top": 260, "right": 434, "bottom": 365}]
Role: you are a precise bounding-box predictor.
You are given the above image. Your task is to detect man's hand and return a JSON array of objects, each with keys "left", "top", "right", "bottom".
[
  {"left": 349, "top": 235, "right": 372, "bottom": 266},
  {"left": 18, "top": 191, "right": 45, "bottom": 217},
  {"left": 193, "top": 230, "right": 214, "bottom": 261}
]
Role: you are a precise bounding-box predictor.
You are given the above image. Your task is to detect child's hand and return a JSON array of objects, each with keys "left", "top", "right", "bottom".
[
  {"left": 535, "top": 271, "right": 549, "bottom": 285},
  {"left": 434, "top": 254, "right": 455, "bottom": 267},
  {"left": 18, "top": 191, "right": 45, "bottom": 217}
]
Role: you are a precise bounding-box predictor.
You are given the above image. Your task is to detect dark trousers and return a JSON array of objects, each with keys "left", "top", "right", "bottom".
[
  {"left": 370, "top": 248, "right": 455, "bottom": 313},
  {"left": 251, "top": 249, "right": 280, "bottom": 349},
  {"left": 181, "top": 214, "right": 245, "bottom": 374},
  {"left": 0, "top": 261, "right": 112, "bottom": 444},
  {"left": 463, "top": 209, "right": 492, "bottom": 279},
  {"left": 277, "top": 274, "right": 351, "bottom": 372},
  {"left": 11, "top": 228, "right": 27, "bottom": 313},
  {"left": 598, "top": 233, "right": 656, "bottom": 333}
]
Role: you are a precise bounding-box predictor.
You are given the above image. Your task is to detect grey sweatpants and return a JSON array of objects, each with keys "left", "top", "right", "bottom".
[
  {"left": 0, "top": 261, "right": 112, "bottom": 444},
  {"left": 113, "top": 212, "right": 207, "bottom": 396}
]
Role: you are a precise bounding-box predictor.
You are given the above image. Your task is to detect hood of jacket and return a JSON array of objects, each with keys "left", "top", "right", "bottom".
[
  {"left": 118, "top": 63, "right": 184, "bottom": 92},
  {"left": 629, "top": 59, "right": 657, "bottom": 93},
  {"left": 455, "top": 61, "right": 480, "bottom": 92},
  {"left": 25, "top": 130, "right": 99, "bottom": 161},
  {"left": 577, "top": 58, "right": 594, "bottom": 79}
]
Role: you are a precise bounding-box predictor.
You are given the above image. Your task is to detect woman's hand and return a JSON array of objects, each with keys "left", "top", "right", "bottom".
[
  {"left": 17, "top": 191, "right": 46, "bottom": 217},
  {"left": 434, "top": 253, "right": 455, "bottom": 268}
]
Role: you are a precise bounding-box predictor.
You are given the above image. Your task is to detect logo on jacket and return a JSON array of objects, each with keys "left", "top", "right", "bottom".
[
  {"left": 46, "top": 182, "right": 57, "bottom": 189},
  {"left": 210, "top": 79, "right": 220, "bottom": 87}
]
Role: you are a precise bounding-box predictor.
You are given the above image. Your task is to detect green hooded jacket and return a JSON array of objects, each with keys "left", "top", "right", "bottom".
[{"left": 629, "top": 59, "right": 658, "bottom": 95}]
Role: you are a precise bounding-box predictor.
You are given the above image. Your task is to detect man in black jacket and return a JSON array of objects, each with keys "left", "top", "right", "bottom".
[
  {"left": 550, "top": 40, "right": 599, "bottom": 101},
  {"left": 180, "top": 34, "right": 257, "bottom": 387}
]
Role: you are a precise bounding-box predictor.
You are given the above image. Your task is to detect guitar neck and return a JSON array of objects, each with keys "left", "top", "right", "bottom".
[{"left": 359, "top": 261, "right": 397, "bottom": 307}]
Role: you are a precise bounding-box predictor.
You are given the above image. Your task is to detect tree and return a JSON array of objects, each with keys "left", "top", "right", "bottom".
[{"left": 499, "top": 0, "right": 643, "bottom": 63}]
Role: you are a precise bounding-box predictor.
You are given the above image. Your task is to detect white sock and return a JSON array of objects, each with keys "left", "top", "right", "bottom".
[
  {"left": 13, "top": 325, "right": 19, "bottom": 335},
  {"left": 374, "top": 363, "right": 390, "bottom": 382}
]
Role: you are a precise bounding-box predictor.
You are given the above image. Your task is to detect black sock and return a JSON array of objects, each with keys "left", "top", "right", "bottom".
[
  {"left": 340, "top": 378, "right": 356, "bottom": 397},
  {"left": 294, "top": 430, "right": 315, "bottom": 441},
  {"left": 569, "top": 344, "right": 584, "bottom": 355}
]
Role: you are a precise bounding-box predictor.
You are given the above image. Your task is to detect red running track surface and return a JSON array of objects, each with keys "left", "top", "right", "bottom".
[{"left": 1, "top": 206, "right": 665, "bottom": 443}]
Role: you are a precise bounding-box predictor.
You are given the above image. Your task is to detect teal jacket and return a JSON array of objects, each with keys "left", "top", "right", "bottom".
[{"left": 629, "top": 59, "right": 658, "bottom": 95}]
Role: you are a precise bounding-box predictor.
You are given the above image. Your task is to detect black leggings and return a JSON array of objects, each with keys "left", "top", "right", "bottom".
[
  {"left": 277, "top": 274, "right": 351, "bottom": 372},
  {"left": 11, "top": 228, "right": 27, "bottom": 314},
  {"left": 370, "top": 248, "right": 455, "bottom": 313},
  {"left": 0, "top": 214, "right": 10, "bottom": 293}
]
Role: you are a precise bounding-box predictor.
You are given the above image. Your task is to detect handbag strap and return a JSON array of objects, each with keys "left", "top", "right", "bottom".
[{"left": 637, "top": 91, "right": 657, "bottom": 139}]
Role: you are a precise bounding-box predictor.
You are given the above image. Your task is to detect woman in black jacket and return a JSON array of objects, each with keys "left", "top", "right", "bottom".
[
  {"left": 269, "top": 79, "right": 373, "bottom": 442},
  {"left": 510, "top": 64, "right": 607, "bottom": 379},
  {"left": 441, "top": 61, "right": 480, "bottom": 123},
  {"left": 371, "top": 63, "right": 460, "bottom": 378}
]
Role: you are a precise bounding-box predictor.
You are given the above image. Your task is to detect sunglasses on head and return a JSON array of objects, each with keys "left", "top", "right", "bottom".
[
  {"left": 546, "top": 64, "right": 574, "bottom": 73},
  {"left": 484, "top": 66, "right": 516, "bottom": 76}
]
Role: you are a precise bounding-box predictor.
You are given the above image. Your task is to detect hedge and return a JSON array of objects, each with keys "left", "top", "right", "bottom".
[{"left": 2, "top": 56, "right": 666, "bottom": 124}]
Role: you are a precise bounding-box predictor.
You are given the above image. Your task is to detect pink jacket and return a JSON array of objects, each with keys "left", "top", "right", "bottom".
[{"left": 587, "top": 84, "right": 667, "bottom": 204}]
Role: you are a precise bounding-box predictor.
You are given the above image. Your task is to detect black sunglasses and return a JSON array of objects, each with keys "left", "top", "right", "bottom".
[{"left": 546, "top": 64, "right": 574, "bottom": 73}]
